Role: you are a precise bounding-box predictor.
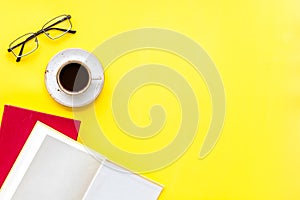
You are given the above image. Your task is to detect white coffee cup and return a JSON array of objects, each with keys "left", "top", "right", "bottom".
[{"left": 45, "top": 48, "right": 104, "bottom": 107}]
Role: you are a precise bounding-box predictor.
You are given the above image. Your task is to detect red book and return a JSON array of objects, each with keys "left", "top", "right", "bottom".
[{"left": 0, "top": 105, "right": 80, "bottom": 188}]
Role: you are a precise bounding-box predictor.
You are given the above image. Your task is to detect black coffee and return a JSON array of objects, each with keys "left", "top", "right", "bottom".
[{"left": 58, "top": 62, "right": 90, "bottom": 93}]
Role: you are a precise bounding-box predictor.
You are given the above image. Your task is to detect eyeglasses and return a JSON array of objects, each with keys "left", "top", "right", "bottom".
[{"left": 8, "top": 14, "right": 76, "bottom": 62}]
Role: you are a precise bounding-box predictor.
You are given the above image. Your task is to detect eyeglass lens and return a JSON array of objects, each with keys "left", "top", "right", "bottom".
[
  {"left": 9, "top": 33, "right": 38, "bottom": 58},
  {"left": 43, "top": 15, "right": 72, "bottom": 40}
]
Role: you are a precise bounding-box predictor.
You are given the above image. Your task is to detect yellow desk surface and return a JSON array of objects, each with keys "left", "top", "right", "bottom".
[{"left": 1, "top": 1, "right": 300, "bottom": 199}]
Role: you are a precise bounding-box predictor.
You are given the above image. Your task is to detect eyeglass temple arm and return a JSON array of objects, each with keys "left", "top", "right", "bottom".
[
  {"left": 43, "top": 27, "right": 76, "bottom": 34},
  {"left": 16, "top": 41, "right": 26, "bottom": 62}
]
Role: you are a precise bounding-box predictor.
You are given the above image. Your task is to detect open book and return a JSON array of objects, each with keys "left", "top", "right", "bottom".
[{"left": 0, "top": 122, "right": 163, "bottom": 200}]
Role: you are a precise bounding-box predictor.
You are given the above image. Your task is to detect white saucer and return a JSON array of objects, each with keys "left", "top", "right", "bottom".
[{"left": 45, "top": 48, "right": 104, "bottom": 107}]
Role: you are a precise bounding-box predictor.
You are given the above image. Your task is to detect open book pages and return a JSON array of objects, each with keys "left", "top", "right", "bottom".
[{"left": 0, "top": 121, "right": 163, "bottom": 200}]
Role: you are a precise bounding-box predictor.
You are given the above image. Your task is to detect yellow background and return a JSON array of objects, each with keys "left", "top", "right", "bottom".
[{"left": 1, "top": 0, "right": 300, "bottom": 199}]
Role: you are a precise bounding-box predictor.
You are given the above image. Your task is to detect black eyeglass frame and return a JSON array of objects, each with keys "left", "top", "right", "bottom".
[{"left": 8, "top": 14, "right": 76, "bottom": 62}]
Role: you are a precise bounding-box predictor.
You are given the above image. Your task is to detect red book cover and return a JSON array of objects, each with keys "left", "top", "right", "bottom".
[{"left": 0, "top": 105, "right": 80, "bottom": 188}]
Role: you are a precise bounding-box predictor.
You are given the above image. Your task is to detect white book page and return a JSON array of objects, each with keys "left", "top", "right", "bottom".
[
  {"left": 0, "top": 122, "right": 104, "bottom": 200},
  {"left": 83, "top": 160, "right": 163, "bottom": 200}
]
